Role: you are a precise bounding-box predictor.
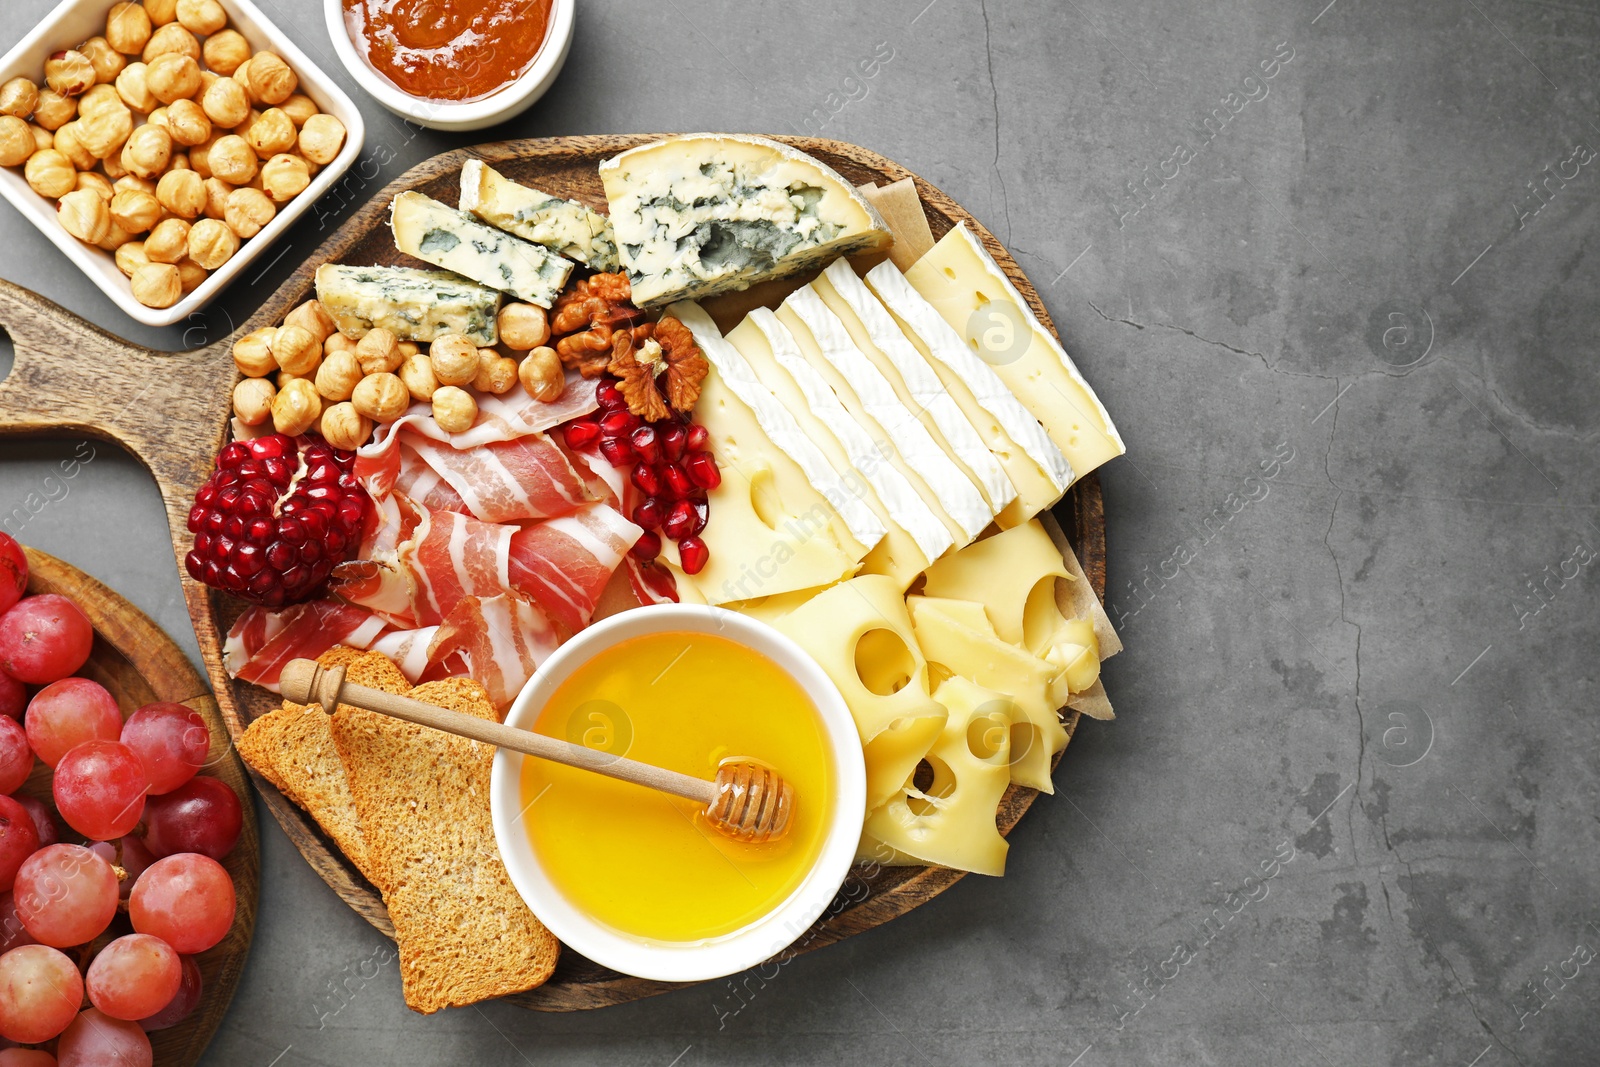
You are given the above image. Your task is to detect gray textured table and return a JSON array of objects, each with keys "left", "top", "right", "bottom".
[{"left": 3, "top": 1, "right": 1598, "bottom": 1063}]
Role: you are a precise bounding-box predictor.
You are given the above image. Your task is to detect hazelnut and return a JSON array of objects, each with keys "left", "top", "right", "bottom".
[
  {"left": 259, "top": 153, "right": 308, "bottom": 202},
  {"left": 176, "top": 0, "right": 227, "bottom": 36},
  {"left": 109, "top": 187, "right": 161, "bottom": 233},
  {"left": 156, "top": 167, "right": 205, "bottom": 218},
  {"left": 77, "top": 83, "right": 123, "bottom": 118},
  {"left": 497, "top": 302, "right": 550, "bottom": 350},
  {"left": 474, "top": 350, "right": 518, "bottom": 395},
  {"left": 202, "top": 29, "right": 251, "bottom": 76},
  {"left": 200, "top": 76, "right": 248, "bottom": 129},
  {"left": 519, "top": 347, "right": 565, "bottom": 402},
  {"left": 397, "top": 340, "right": 420, "bottom": 358},
  {"left": 272, "top": 378, "right": 321, "bottom": 436},
  {"left": 144, "top": 106, "right": 170, "bottom": 132},
  {"left": 352, "top": 372, "right": 410, "bottom": 423},
  {"left": 31, "top": 90, "right": 75, "bottom": 131},
  {"left": 207, "top": 134, "right": 256, "bottom": 184},
  {"left": 57, "top": 189, "right": 111, "bottom": 244},
  {"left": 114, "top": 240, "right": 149, "bottom": 277},
  {"left": 78, "top": 38, "right": 126, "bottom": 86},
  {"left": 245, "top": 52, "right": 295, "bottom": 106},
  {"left": 222, "top": 186, "right": 274, "bottom": 238},
  {"left": 28, "top": 124, "right": 53, "bottom": 153},
  {"left": 398, "top": 351, "right": 438, "bottom": 402},
  {"left": 429, "top": 333, "right": 479, "bottom": 386},
  {"left": 355, "top": 327, "right": 402, "bottom": 374},
  {"left": 244, "top": 108, "right": 294, "bottom": 159},
  {"left": 187, "top": 131, "right": 218, "bottom": 178},
  {"left": 96, "top": 223, "right": 138, "bottom": 252},
  {"left": 0, "top": 78, "right": 39, "bottom": 120},
  {"left": 114, "top": 63, "right": 158, "bottom": 113},
  {"left": 284, "top": 300, "right": 335, "bottom": 345},
  {"left": 130, "top": 261, "right": 181, "bottom": 308},
  {"left": 100, "top": 148, "right": 127, "bottom": 179},
  {"left": 121, "top": 123, "right": 171, "bottom": 179},
  {"left": 175, "top": 257, "right": 207, "bottom": 293},
  {"left": 233, "top": 376, "right": 276, "bottom": 426},
  {"left": 113, "top": 174, "right": 156, "bottom": 195},
  {"left": 105, "top": 3, "right": 154, "bottom": 56},
  {"left": 431, "top": 386, "right": 478, "bottom": 434},
  {"left": 23, "top": 149, "right": 75, "bottom": 199},
  {"left": 76, "top": 106, "right": 131, "bottom": 160},
  {"left": 296, "top": 113, "right": 345, "bottom": 166},
  {"left": 279, "top": 93, "right": 318, "bottom": 127},
  {"left": 314, "top": 350, "right": 363, "bottom": 401},
  {"left": 186, "top": 217, "right": 237, "bottom": 269},
  {"left": 324, "top": 332, "right": 357, "bottom": 357},
  {"left": 0, "top": 117, "right": 34, "bottom": 167},
  {"left": 45, "top": 51, "right": 96, "bottom": 98},
  {"left": 166, "top": 99, "right": 211, "bottom": 147},
  {"left": 144, "top": 0, "right": 181, "bottom": 27},
  {"left": 74, "top": 171, "right": 113, "bottom": 200},
  {"left": 201, "top": 175, "right": 230, "bottom": 219},
  {"left": 143, "top": 217, "right": 190, "bottom": 263},
  {"left": 146, "top": 53, "right": 201, "bottom": 104},
  {"left": 142, "top": 23, "right": 200, "bottom": 64},
  {"left": 52, "top": 122, "right": 96, "bottom": 170},
  {"left": 318, "top": 402, "right": 372, "bottom": 451},
  {"left": 272, "top": 325, "right": 320, "bottom": 376},
  {"left": 232, "top": 326, "right": 277, "bottom": 376}
]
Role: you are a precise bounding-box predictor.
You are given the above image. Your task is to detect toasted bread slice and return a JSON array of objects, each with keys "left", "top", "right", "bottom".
[
  {"left": 330, "top": 677, "right": 559, "bottom": 1012},
  {"left": 235, "top": 647, "right": 409, "bottom": 889}
]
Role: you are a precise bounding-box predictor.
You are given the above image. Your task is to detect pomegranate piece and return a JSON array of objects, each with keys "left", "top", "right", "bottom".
[
  {"left": 660, "top": 423, "right": 688, "bottom": 463},
  {"left": 183, "top": 434, "right": 369, "bottom": 608},
  {"left": 630, "top": 424, "right": 661, "bottom": 465},
  {"left": 561, "top": 417, "right": 600, "bottom": 452},
  {"left": 661, "top": 463, "right": 693, "bottom": 500},
  {"left": 597, "top": 437, "right": 634, "bottom": 468},
  {"left": 630, "top": 463, "right": 663, "bottom": 498},
  {"left": 629, "top": 531, "right": 661, "bottom": 562},
  {"left": 677, "top": 535, "right": 710, "bottom": 575},
  {"left": 595, "top": 380, "right": 625, "bottom": 411},
  {"left": 631, "top": 498, "right": 664, "bottom": 531},
  {"left": 599, "top": 409, "right": 639, "bottom": 438},
  {"left": 685, "top": 450, "right": 721, "bottom": 490}
]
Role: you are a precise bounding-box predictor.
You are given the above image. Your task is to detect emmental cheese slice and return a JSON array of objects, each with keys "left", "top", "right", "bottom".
[
  {"left": 599, "top": 134, "right": 892, "bottom": 308},
  {"left": 815, "top": 259, "right": 1017, "bottom": 514},
  {"left": 866, "top": 260, "right": 1070, "bottom": 528},
  {"left": 726, "top": 310, "right": 948, "bottom": 587},
  {"left": 661, "top": 360, "right": 862, "bottom": 605},
  {"left": 904, "top": 224, "right": 1124, "bottom": 480},
  {"left": 668, "top": 300, "right": 886, "bottom": 554},
  {"left": 388, "top": 192, "right": 574, "bottom": 308},
  {"left": 779, "top": 289, "right": 992, "bottom": 545}
]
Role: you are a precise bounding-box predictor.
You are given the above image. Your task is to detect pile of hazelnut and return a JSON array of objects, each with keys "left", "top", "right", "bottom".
[
  {"left": 0, "top": 0, "right": 347, "bottom": 308},
  {"left": 232, "top": 299, "right": 567, "bottom": 450}
]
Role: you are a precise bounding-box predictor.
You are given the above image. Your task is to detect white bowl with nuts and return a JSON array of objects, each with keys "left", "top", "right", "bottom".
[{"left": 0, "top": 0, "right": 366, "bottom": 327}]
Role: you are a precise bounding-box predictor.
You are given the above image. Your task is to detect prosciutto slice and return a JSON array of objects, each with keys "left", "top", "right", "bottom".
[
  {"left": 420, "top": 594, "right": 560, "bottom": 709},
  {"left": 370, "top": 625, "right": 439, "bottom": 683},
  {"left": 403, "top": 505, "right": 514, "bottom": 626},
  {"left": 223, "top": 600, "right": 386, "bottom": 690},
  {"left": 396, "top": 444, "right": 470, "bottom": 515},
  {"left": 405, "top": 433, "right": 596, "bottom": 524},
  {"left": 507, "top": 503, "right": 641, "bottom": 633}
]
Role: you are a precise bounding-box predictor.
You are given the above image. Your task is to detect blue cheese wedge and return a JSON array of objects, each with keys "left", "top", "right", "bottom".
[
  {"left": 598, "top": 134, "right": 893, "bottom": 307},
  {"left": 389, "top": 191, "right": 574, "bottom": 308},
  {"left": 313, "top": 264, "right": 501, "bottom": 346},
  {"left": 458, "top": 159, "right": 620, "bottom": 271}
]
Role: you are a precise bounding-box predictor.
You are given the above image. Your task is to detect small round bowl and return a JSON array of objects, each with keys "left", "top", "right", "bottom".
[
  {"left": 323, "top": 0, "right": 574, "bottom": 132},
  {"left": 490, "top": 605, "right": 866, "bottom": 983}
]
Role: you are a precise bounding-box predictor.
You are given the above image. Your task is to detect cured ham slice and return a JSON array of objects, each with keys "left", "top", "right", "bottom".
[
  {"left": 370, "top": 625, "right": 439, "bottom": 682},
  {"left": 625, "top": 557, "right": 679, "bottom": 606},
  {"left": 406, "top": 433, "right": 596, "bottom": 524},
  {"left": 420, "top": 594, "right": 560, "bottom": 709},
  {"left": 507, "top": 503, "right": 642, "bottom": 633},
  {"left": 223, "top": 600, "right": 386, "bottom": 690},
  {"left": 404, "top": 505, "right": 514, "bottom": 626},
  {"left": 396, "top": 444, "right": 470, "bottom": 515},
  {"left": 327, "top": 559, "right": 417, "bottom": 629}
]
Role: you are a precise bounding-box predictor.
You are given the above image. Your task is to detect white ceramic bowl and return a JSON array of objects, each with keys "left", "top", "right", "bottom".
[
  {"left": 0, "top": 0, "right": 366, "bottom": 329},
  {"left": 490, "top": 605, "right": 866, "bottom": 983},
  {"left": 322, "top": 0, "right": 573, "bottom": 132}
]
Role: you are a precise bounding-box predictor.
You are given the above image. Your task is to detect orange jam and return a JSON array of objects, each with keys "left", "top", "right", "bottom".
[
  {"left": 519, "top": 631, "right": 832, "bottom": 942},
  {"left": 342, "top": 0, "right": 554, "bottom": 103}
]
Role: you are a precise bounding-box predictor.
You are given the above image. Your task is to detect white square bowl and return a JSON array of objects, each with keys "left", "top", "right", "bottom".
[{"left": 0, "top": 0, "right": 366, "bottom": 328}]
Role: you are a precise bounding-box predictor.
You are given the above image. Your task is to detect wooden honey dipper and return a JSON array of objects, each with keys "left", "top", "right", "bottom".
[{"left": 279, "top": 658, "right": 795, "bottom": 843}]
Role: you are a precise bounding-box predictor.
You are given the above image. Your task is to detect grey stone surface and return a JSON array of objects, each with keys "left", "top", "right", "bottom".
[{"left": 2, "top": 0, "right": 1598, "bottom": 1063}]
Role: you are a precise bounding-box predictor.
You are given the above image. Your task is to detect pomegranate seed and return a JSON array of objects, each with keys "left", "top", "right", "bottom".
[
  {"left": 630, "top": 463, "right": 663, "bottom": 497},
  {"left": 678, "top": 535, "right": 710, "bottom": 575},
  {"left": 686, "top": 423, "right": 709, "bottom": 452},
  {"left": 632, "top": 498, "right": 664, "bottom": 531},
  {"left": 664, "top": 499, "right": 706, "bottom": 541},
  {"left": 600, "top": 409, "right": 639, "bottom": 437},
  {"left": 685, "top": 451, "right": 721, "bottom": 490},
  {"left": 596, "top": 380, "right": 625, "bottom": 410},
  {"left": 662, "top": 462, "right": 692, "bottom": 499},
  {"left": 598, "top": 437, "right": 634, "bottom": 468},
  {"left": 630, "top": 531, "right": 662, "bottom": 562},
  {"left": 661, "top": 423, "right": 688, "bottom": 462},
  {"left": 630, "top": 425, "right": 661, "bottom": 464},
  {"left": 563, "top": 418, "right": 601, "bottom": 451}
]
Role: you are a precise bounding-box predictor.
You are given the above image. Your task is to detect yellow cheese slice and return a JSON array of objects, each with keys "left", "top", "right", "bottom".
[
  {"left": 663, "top": 361, "right": 861, "bottom": 604},
  {"left": 862, "top": 675, "right": 1014, "bottom": 876},
  {"left": 905, "top": 224, "right": 1124, "bottom": 481},
  {"left": 772, "top": 575, "right": 946, "bottom": 810}
]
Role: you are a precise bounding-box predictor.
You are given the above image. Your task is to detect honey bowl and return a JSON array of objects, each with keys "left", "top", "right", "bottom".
[{"left": 489, "top": 605, "right": 866, "bottom": 983}]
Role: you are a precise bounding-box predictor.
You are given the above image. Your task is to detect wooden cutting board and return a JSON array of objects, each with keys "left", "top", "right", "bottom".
[{"left": 0, "top": 135, "right": 1105, "bottom": 1011}]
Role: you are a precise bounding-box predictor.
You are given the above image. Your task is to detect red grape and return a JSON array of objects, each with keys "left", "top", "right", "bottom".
[
  {"left": 86, "top": 934, "right": 180, "bottom": 1021},
  {"left": 0, "top": 893, "right": 34, "bottom": 955},
  {"left": 0, "top": 536, "right": 24, "bottom": 618},
  {"left": 114, "top": 836, "right": 156, "bottom": 900},
  {"left": 142, "top": 777, "right": 242, "bottom": 861},
  {"left": 138, "top": 953, "right": 200, "bottom": 1032},
  {"left": 129, "top": 854, "right": 235, "bottom": 954},
  {"left": 0, "top": 673, "right": 23, "bottom": 722},
  {"left": 120, "top": 702, "right": 208, "bottom": 795},
  {"left": 52, "top": 741, "right": 147, "bottom": 841},
  {"left": 0, "top": 720, "right": 30, "bottom": 797},
  {"left": 0, "top": 944, "right": 82, "bottom": 1043},
  {"left": 14, "top": 845, "right": 118, "bottom": 948},
  {"left": 55, "top": 1008, "right": 152, "bottom": 1067},
  {"left": 12, "top": 797, "right": 57, "bottom": 849},
  {"left": 0, "top": 596, "right": 93, "bottom": 685},
  {"left": 0, "top": 1048, "right": 58, "bottom": 1066},
  {"left": 0, "top": 798, "right": 37, "bottom": 894},
  {"left": 25, "top": 679, "right": 121, "bottom": 768}
]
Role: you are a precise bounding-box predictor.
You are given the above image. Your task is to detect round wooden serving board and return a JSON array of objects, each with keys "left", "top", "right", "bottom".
[
  {"left": 0, "top": 136, "right": 1103, "bottom": 1011},
  {"left": 18, "top": 548, "right": 259, "bottom": 1064}
]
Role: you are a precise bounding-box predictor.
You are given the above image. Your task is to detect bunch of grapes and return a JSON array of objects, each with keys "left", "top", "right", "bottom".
[{"left": 0, "top": 534, "right": 243, "bottom": 1063}]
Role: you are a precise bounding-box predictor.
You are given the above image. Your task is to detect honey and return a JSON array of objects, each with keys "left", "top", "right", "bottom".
[{"left": 519, "top": 631, "right": 832, "bottom": 942}]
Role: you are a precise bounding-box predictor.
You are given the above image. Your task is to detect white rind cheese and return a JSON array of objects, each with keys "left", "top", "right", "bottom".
[
  {"left": 389, "top": 191, "right": 574, "bottom": 308},
  {"left": 818, "top": 260, "right": 1018, "bottom": 513},
  {"left": 598, "top": 134, "right": 893, "bottom": 307},
  {"left": 458, "top": 159, "right": 620, "bottom": 271},
  {"left": 313, "top": 264, "right": 501, "bottom": 346},
  {"left": 668, "top": 301, "right": 887, "bottom": 552}
]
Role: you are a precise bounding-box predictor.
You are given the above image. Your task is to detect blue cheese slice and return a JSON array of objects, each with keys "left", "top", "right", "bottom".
[
  {"left": 458, "top": 159, "right": 619, "bottom": 271},
  {"left": 598, "top": 133, "right": 893, "bottom": 307},
  {"left": 313, "top": 264, "right": 501, "bottom": 346},
  {"left": 389, "top": 191, "right": 574, "bottom": 308}
]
